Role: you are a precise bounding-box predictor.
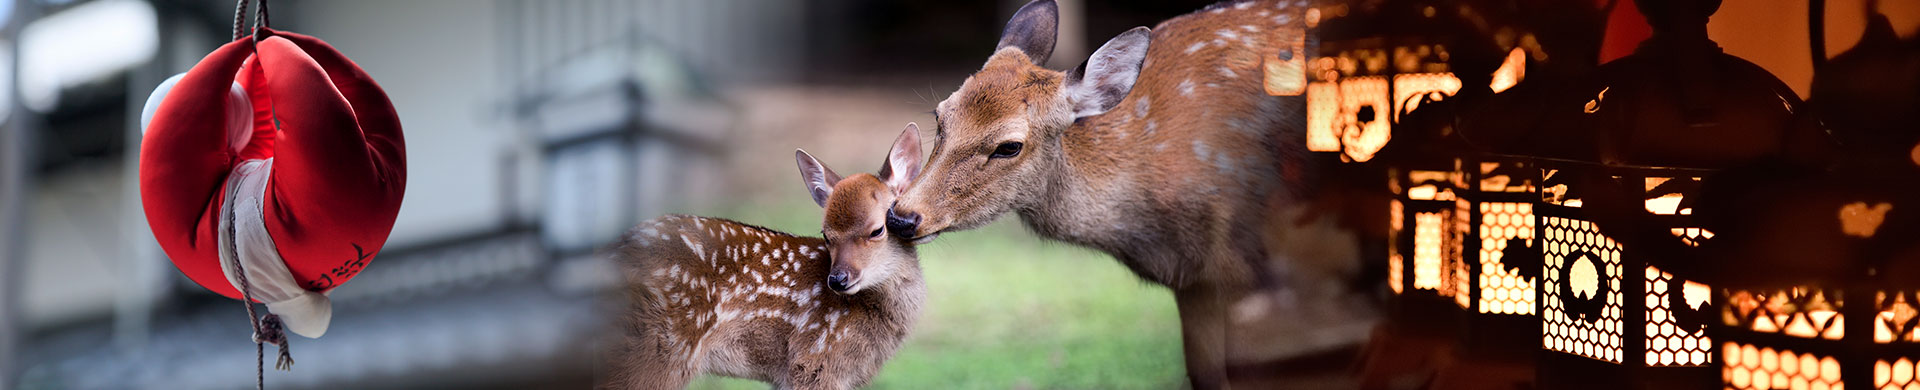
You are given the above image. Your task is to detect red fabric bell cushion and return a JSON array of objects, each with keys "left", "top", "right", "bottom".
[{"left": 141, "top": 29, "right": 405, "bottom": 300}]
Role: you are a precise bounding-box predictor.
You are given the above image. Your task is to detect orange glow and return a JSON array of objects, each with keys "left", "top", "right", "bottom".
[
  {"left": 1413, "top": 212, "right": 1446, "bottom": 291},
  {"left": 1541, "top": 216, "right": 1626, "bottom": 363},
  {"left": 1724, "top": 289, "right": 1846, "bottom": 340},
  {"left": 1452, "top": 200, "right": 1471, "bottom": 309},
  {"left": 1478, "top": 201, "right": 1536, "bottom": 315},
  {"left": 1875, "top": 292, "right": 1919, "bottom": 343},
  {"left": 1489, "top": 47, "right": 1526, "bottom": 93},
  {"left": 1263, "top": 29, "right": 1307, "bottom": 96},
  {"left": 1722, "top": 342, "right": 1842, "bottom": 390},
  {"left": 1392, "top": 73, "right": 1463, "bottom": 123},
  {"left": 1478, "top": 162, "right": 1534, "bottom": 193},
  {"left": 1645, "top": 266, "right": 1712, "bottom": 366},
  {"left": 1388, "top": 200, "right": 1404, "bottom": 294},
  {"left": 1839, "top": 202, "right": 1893, "bottom": 238},
  {"left": 1305, "top": 82, "right": 1341, "bottom": 152},
  {"left": 1341, "top": 76, "right": 1391, "bottom": 162}
]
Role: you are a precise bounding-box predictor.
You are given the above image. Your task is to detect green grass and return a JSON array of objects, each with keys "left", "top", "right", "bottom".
[{"left": 686, "top": 201, "right": 1186, "bottom": 389}]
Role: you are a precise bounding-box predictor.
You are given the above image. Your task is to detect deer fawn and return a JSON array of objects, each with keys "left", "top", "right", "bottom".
[
  {"left": 607, "top": 125, "right": 927, "bottom": 390},
  {"left": 883, "top": 0, "right": 1308, "bottom": 387}
]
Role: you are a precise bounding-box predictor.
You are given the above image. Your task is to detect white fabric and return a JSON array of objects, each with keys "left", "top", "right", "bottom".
[
  {"left": 218, "top": 159, "right": 332, "bottom": 338},
  {"left": 139, "top": 74, "right": 252, "bottom": 156}
]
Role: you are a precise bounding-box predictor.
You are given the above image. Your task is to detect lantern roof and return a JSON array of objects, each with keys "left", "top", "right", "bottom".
[{"left": 1519, "top": 0, "right": 1834, "bottom": 169}]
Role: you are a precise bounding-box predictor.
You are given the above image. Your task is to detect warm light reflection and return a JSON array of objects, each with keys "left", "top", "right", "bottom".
[
  {"left": 1341, "top": 76, "right": 1391, "bottom": 162},
  {"left": 1389, "top": 200, "right": 1405, "bottom": 294},
  {"left": 1477, "top": 201, "right": 1535, "bottom": 315},
  {"left": 1452, "top": 200, "right": 1471, "bottom": 309},
  {"left": 1723, "top": 342, "right": 1842, "bottom": 390},
  {"left": 1877, "top": 358, "right": 1919, "bottom": 388},
  {"left": 1542, "top": 216, "right": 1625, "bottom": 363},
  {"left": 1413, "top": 212, "right": 1446, "bottom": 290},
  {"left": 1489, "top": 47, "right": 1526, "bottom": 93},
  {"left": 1478, "top": 162, "right": 1534, "bottom": 193},
  {"left": 1645, "top": 266, "right": 1712, "bottom": 366},
  {"left": 1263, "top": 29, "right": 1307, "bottom": 96},
  {"left": 1875, "top": 291, "right": 1919, "bottom": 344},
  {"left": 1305, "top": 82, "right": 1341, "bottom": 152},
  {"left": 1392, "top": 73, "right": 1462, "bottom": 123},
  {"left": 1724, "top": 289, "right": 1846, "bottom": 340},
  {"left": 1644, "top": 194, "right": 1689, "bottom": 215}
]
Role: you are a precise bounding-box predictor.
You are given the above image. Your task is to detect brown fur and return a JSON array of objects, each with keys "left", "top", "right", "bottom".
[
  {"left": 889, "top": 1, "right": 1308, "bottom": 387},
  {"left": 605, "top": 173, "right": 924, "bottom": 390}
]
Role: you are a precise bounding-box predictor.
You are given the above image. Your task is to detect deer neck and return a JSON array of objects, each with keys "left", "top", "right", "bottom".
[
  {"left": 1019, "top": 118, "right": 1140, "bottom": 248},
  {"left": 835, "top": 259, "right": 924, "bottom": 332}
]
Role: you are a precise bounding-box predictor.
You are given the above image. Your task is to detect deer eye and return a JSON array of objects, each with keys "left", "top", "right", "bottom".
[
  {"left": 869, "top": 228, "right": 885, "bottom": 238},
  {"left": 990, "top": 142, "right": 1023, "bottom": 159}
]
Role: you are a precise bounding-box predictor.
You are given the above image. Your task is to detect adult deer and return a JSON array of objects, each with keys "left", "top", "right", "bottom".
[{"left": 884, "top": 0, "right": 1309, "bottom": 387}]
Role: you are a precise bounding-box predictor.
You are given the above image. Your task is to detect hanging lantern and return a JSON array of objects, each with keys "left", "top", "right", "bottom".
[
  {"left": 1709, "top": 9, "right": 1920, "bottom": 389},
  {"left": 1517, "top": 0, "right": 1834, "bottom": 387}
]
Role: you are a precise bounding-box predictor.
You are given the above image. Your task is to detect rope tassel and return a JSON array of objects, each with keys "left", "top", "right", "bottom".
[{"left": 254, "top": 314, "right": 295, "bottom": 371}]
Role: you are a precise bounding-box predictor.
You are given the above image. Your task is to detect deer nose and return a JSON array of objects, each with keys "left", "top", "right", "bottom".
[
  {"left": 827, "top": 270, "right": 853, "bottom": 293},
  {"left": 885, "top": 207, "right": 920, "bottom": 239}
]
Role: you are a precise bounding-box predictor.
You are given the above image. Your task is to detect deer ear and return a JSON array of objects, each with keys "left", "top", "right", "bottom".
[
  {"left": 878, "top": 123, "right": 924, "bottom": 194},
  {"left": 795, "top": 149, "right": 842, "bottom": 208},
  {"left": 996, "top": 0, "right": 1059, "bottom": 65},
  {"left": 1065, "top": 27, "right": 1151, "bottom": 118}
]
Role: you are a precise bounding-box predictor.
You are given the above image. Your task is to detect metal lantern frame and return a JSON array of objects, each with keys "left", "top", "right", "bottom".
[
  {"left": 1530, "top": 161, "right": 1721, "bottom": 389},
  {"left": 1715, "top": 283, "right": 1920, "bottom": 390}
]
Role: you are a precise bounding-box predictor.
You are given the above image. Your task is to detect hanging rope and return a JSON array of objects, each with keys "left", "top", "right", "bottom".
[{"left": 228, "top": 1, "right": 292, "bottom": 389}]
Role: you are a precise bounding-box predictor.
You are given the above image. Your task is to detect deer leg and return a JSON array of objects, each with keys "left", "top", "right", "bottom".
[{"left": 1176, "top": 285, "right": 1231, "bottom": 390}]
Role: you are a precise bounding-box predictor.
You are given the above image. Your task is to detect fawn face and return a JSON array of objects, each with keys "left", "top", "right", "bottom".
[
  {"left": 887, "top": 0, "right": 1150, "bottom": 241},
  {"left": 796, "top": 124, "right": 925, "bottom": 295}
]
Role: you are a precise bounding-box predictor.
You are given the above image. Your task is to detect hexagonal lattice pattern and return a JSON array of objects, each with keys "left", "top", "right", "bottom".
[
  {"left": 1722, "top": 342, "right": 1841, "bottom": 390},
  {"left": 1876, "top": 291, "right": 1920, "bottom": 344},
  {"left": 1644, "top": 266, "right": 1712, "bottom": 366},
  {"left": 1477, "top": 201, "right": 1535, "bottom": 315},
  {"left": 1413, "top": 212, "right": 1446, "bottom": 291},
  {"left": 1878, "top": 358, "right": 1920, "bottom": 389},
  {"left": 1541, "top": 216, "right": 1624, "bottom": 363}
]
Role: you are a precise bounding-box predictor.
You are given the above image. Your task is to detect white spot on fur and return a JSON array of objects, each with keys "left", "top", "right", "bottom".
[
  {"left": 1134, "top": 95, "right": 1150, "bottom": 118},
  {"left": 1275, "top": 14, "right": 1292, "bottom": 25},
  {"left": 1243, "top": 24, "right": 1260, "bottom": 32},
  {"left": 1210, "top": 7, "right": 1225, "bottom": 14},
  {"left": 1144, "top": 120, "right": 1159, "bottom": 136},
  {"left": 1185, "top": 41, "right": 1207, "bottom": 54},
  {"left": 1178, "top": 79, "right": 1196, "bottom": 96},
  {"left": 1216, "top": 29, "right": 1240, "bottom": 41},
  {"left": 1256, "top": 10, "right": 1269, "bottom": 17},
  {"left": 1212, "top": 38, "right": 1227, "bottom": 47},
  {"left": 1234, "top": 2, "right": 1253, "bottom": 10},
  {"left": 1219, "top": 66, "right": 1238, "bottom": 79}
]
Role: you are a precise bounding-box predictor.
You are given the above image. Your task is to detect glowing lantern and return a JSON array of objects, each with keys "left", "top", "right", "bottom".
[
  {"left": 1518, "top": 0, "right": 1833, "bottom": 386},
  {"left": 1707, "top": 8, "right": 1920, "bottom": 389}
]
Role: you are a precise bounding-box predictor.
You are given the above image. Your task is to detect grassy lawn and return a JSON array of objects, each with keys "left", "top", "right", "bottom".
[{"left": 686, "top": 201, "right": 1186, "bottom": 389}]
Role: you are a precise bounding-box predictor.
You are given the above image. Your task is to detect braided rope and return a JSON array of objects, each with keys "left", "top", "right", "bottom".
[
  {"left": 228, "top": 2, "right": 288, "bottom": 389},
  {"left": 230, "top": 0, "right": 248, "bottom": 41}
]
